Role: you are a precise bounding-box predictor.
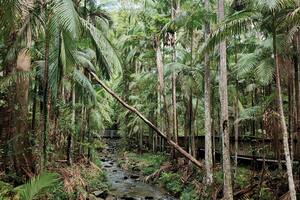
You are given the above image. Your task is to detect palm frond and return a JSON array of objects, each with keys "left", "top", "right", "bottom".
[
  {"left": 73, "top": 69, "right": 96, "bottom": 101},
  {"left": 200, "top": 10, "right": 259, "bottom": 54},
  {"left": 53, "top": 0, "right": 81, "bottom": 37},
  {"left": 15, "top": 172, "right": 60, "bottom": 200},
  {"left": 235, "top": 52, "right": 260, "bottom": 78},
  {"left": 255, "top": 59, "right": 274, "bottom": 85},
  {"left": 80, "top": 18, "right": 121, "bottom": 78}
]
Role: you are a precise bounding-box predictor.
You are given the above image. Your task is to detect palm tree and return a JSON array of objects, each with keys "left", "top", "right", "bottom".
[
  {"left": 204, "top": 0, "right": 213, "bottom": 186},
  {"left": 217, "top": 0, "right": 233, "bottom": 199}
]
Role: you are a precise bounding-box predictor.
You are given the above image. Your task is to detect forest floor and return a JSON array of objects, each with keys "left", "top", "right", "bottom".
[
  {"left": 117, "top": 151, "right": 293, "bottom": 200},
  {"left": 0, "top": 138, "right": 296, "bottom": 199},
  {"left": 0, "top": 157, "right": 109, "bottom": 199}
]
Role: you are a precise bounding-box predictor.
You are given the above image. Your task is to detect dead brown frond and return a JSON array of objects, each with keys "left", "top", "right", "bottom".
[
  {"left": 58, "top": 165, "right": 86, "bottom": 193},
  {"left": 279, "top": 191, "right": 291, "bottom": 200}
]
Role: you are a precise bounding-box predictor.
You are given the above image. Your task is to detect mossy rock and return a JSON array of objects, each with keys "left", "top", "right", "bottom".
[{"left": 0, "top": 181, "right": 16, "bottom": 199}]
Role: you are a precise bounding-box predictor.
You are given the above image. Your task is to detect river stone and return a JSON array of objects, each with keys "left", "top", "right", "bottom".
[
  {"left": 105, "top": 194, "right": 117, "bottom": 200},
  {"left": 120, "top": 196, "right": 137, "bottom": 200},
  {"left": 93, "top": 190, "right": 108, "bottom": 199},
  {"left": 88, "top": 194, "right": 104, "bottom": 200},
  {"left": 131, "top": 166, "right": 141, "bottom": 172},
  {"left": 144, "top": 197, "right": 154, "bottom": 200}
]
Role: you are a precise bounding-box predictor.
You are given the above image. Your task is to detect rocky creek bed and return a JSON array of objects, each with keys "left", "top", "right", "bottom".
[{"left": 98, "top": 139, "right": 176, "bottom": 200}]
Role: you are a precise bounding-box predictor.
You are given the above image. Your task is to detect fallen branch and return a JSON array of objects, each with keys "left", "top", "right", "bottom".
[
  {"left": 89, "top": 71, "right": 203, "bottom": 169},
  {"left": 145, "top": 161, "right": 172, "bottom": 182},
  {"left": 234, "top": 182, "right": 258, "bottom": 199}
]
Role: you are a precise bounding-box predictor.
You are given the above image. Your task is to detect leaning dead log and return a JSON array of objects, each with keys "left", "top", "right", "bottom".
[
  {"left": 89, "top": 71, "right": 203, "bottom": 169},
  {"left": 233, "top": 182, "right": 258, "bottom": 199}
]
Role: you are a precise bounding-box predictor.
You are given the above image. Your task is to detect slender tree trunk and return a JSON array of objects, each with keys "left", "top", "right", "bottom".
[
  {"left": 171, "top": 0, "right": 178, "bottom": 145},
  {"left": 184, "top": 98, "right": 190, "bottom": 151},
  {"left": 218, "top": 0, "right": 233, "bottom": 198},
  {"left": 188, "top": 92, "right": 195, "bottom": 157},
  {"left": 155, "top": 37, "right": 171, "bottom": 138},
  {"left": 273, "top": 18, "right": 297, "bottom": 200},
  {"left": 204, "top": 0, "right": 213, "bottom": 185},
  {"left": 234, "top": 80, "right": 239, "bottom": 179},
  {"left": 295, "top": 33, "right": 300, "bottom": 134},
  {"left": 31, "top": 71, "right": 38, "bottom": 147},
  {"left": 87, "top": 108, "right": 92, "bottom": 161},
  {"left": 67, "top": 82, "right": 75, "bottom": 165},
  {"left": 42, "top": 26, "right": 50, "bottom": 169}
]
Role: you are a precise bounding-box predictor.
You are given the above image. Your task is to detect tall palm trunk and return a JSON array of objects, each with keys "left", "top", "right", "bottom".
[
  {"left": 155, "top": 37, "right": 171, "bottom": 138},
  {"left": 42, "top": 29, "right": 50, "bottom": 168},
  {"left": 204, "top": 0, "right": 213, "bottom": 185},
  {"left": 218, "top": 0, "right": 233, "bottom": 199},
  {"left": 171, "top": 0, "right": 179, "bottom": 144},
  {"left": 273, "top": 18, "right": 296, "bottom": 200},
  {"left": 14, "top": 49, "right": 35, "bottom": 177},
  {"left": 67, "top": 82, "right": 75, "bottom": 165},
  {"left": 294, "top": 34, "right": 300, "bottom": 158},
  {"left": 31, "top": 71, "right": 38, "bottom": 146},
  {"left": 12, "top": 0, "right": 35, "bottom": 178}
]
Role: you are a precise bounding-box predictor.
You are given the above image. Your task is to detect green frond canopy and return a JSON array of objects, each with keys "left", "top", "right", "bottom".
[{"left": 81, "top": 18, "right": 122, "bottom": 79}]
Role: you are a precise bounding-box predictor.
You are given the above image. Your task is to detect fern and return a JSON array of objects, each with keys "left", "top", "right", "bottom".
[{"left": 15, "top": 172, "right": 60, "bottom": 200}]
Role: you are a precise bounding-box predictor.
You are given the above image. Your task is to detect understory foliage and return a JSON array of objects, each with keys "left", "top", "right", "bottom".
[{"left": 0, "top": 0, "right": 300, "bottom": 199}]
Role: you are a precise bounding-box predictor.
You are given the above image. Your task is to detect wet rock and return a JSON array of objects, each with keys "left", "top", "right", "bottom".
[
  {"left": 144, "top": 197, "right": 154, "bottom": 200},
  {"left": 88, "top": 194, "right": 103, "bottom": 200},
  {"left": 100, "top": 158, "right": 106, "bottom": 162},
  {"left": 113, "top": 169, "right": 117, "bottom": 172},
  {"left": 120, "top": 196, "right": 137, "bottom": 200},
  {"left": 93, "top": 190, "right": 108, "bottom": 199},
  {"left": 105, "top": 194, "right": 117, "bottom": 200},
  {"left": 104, "top": 164, "right": 112, "bottom": 168},
  {"left": 130, "top": 174, "right": 139, "bottom": 180},
  {"left": 109, "top": 162, "right": 114, "bottom": 165},
  {"left": 123, "top": 176, "right": 128, "bottom": 180},
  {"left": 132, "top": 166, "right": 141, "bottom": 172}
]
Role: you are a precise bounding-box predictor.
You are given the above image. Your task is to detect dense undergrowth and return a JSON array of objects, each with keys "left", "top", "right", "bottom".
[
  {"left": 0, "top": 158, "right": 108, "bottom": 200},
  {"left": 118, "top": 151, "right": 280, "bottom": 200}
]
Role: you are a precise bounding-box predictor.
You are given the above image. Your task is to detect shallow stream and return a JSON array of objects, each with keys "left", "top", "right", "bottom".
[{"left": 100, "top": 139, "right": 176, "bottom": 200}]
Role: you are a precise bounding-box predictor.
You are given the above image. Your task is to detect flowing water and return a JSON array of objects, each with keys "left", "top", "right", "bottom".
[{"left": 100, "top": 139, "right": 177, "bottom": 200}]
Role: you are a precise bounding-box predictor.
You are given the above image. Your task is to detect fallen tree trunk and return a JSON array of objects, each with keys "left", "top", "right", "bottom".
[{"left": 89, "top": 71, "right": 203, "bottom": 169}]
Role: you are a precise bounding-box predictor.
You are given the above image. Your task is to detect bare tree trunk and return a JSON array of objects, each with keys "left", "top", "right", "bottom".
[
  {"left": 89, "top": 70, "right": 204, "bottom": 169},
  {"left": 204, "top": 0, "right": 213, "bottom": 186},
  {"left": 218, "top": 0, "right": 233, "bottom": 199},
  {"left": 273, "top": 20, "right": 296, "bottom": 200}
]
